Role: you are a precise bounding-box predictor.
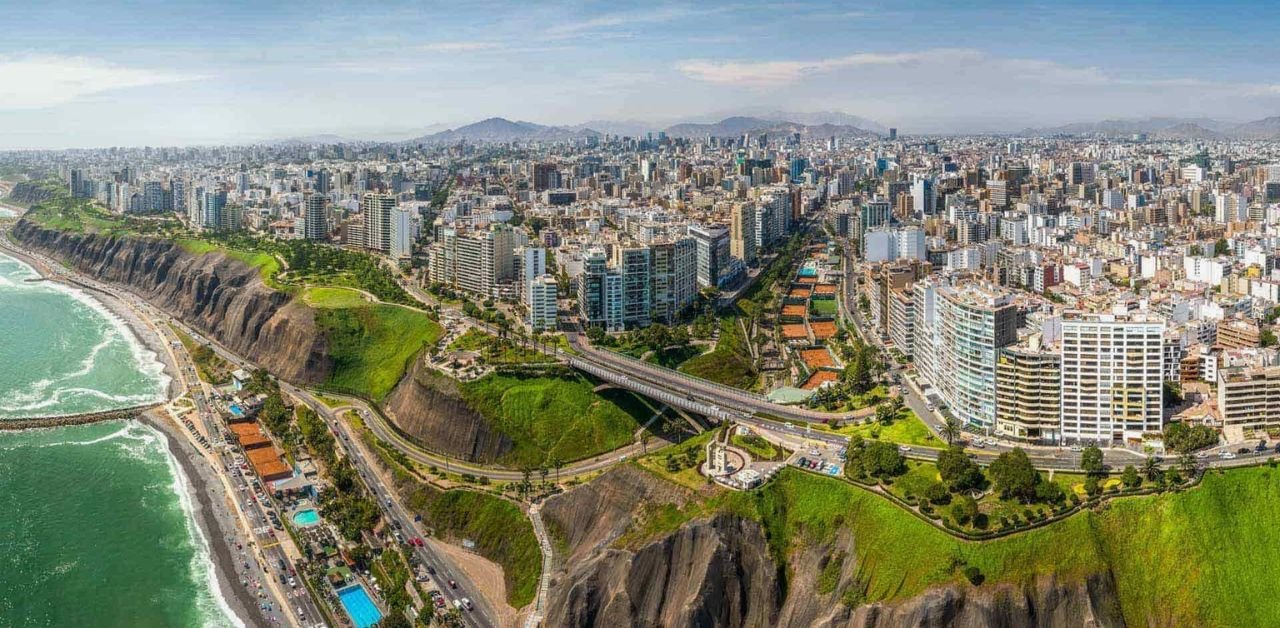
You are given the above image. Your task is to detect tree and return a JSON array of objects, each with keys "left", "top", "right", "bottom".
[
  {"left": 950, "top": 494, "right": 978, "bottom": 525},
  {"left": 1263, "top": 329, "right": 1278, "bottom": 348},
  {"left": 380, "top": 612, "right": 413, "bottom": 628},
  {"left": 937, "top": 445, "right": 983, "bottom": 492},
  {"left": 1141, "top": 456, "right": 1162, "bottom": 483},
  {"left": 860, "top": 441, "right": 905, "bottom": 478},
  {"left": 989, "top": 448, "right": 1040, "bottom": 502},
  {"left": 1080, "top": 445, "right": 1105, "bottom": 478},
  {"left": 1178, "top": 453, "right": 1198, "bottom": 479},
  {"left": 1164, "top": 422, "right": 1218, "bottom": 454},
  {"left": 875, "top": 402, "right": 897, "bottom": 425},
  {"left": 941, "top": 416, "right": 961, "bottom": 446},
  {"left": 1214, "top": 237, "right": 1230, "bottom": 256},
  {"left": 1084, "top": 475, "right": 1102, "bottom": 497},
  {"left": 1162, "top": 381, "right": 1184, "bottom": 408},
  {"left": 1121, "top": 464, "right": 1141, "bottom": 489},
  {"left": 924, "top": 481, "right": 951, "bottom": 505}
]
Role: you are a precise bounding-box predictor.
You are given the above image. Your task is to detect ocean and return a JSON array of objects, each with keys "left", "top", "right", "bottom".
[{"left": 0, "top": 250, "right": 241, "bottom": 627}]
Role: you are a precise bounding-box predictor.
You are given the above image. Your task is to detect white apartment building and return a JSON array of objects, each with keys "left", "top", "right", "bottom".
[
  {"left": 527, "top": 274, "right": 558, "bottom": 332},
  {"left": 1060, "top": 314, "right": 1165, "bottom": 444}
]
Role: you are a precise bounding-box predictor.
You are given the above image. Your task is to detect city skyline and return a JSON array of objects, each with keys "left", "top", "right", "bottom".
[{"left": 2, "top": 0, "right": 1279, "bottom": 148}]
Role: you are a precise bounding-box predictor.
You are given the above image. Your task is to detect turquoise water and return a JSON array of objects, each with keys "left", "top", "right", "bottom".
[
  {"left": 0, "top": 251, "right": 169, "bottom": 418},
  {"left": 337, "top": 584, "right": 383, "bottom": 628},
  {"left": 798, "top": 262, "right": 818, "bottom": 277},
  {"left": 293, "top": 508, "right": 321, "bottom": 526},
  {"left": 0, "top": 250, "right": 240, "bottom": 627}
]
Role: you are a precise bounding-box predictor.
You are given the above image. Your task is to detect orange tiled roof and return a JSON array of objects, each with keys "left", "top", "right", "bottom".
[{"left": 802, "top": 370, "right": 839, "bottom": 390}]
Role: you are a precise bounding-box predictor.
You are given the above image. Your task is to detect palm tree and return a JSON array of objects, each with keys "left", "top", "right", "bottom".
[
  {"left": 942, "top": 416, "right": 961, "bottom": 446},
  {"left": 1142, "top": 456, "right": 1161, "bottom": 482}
]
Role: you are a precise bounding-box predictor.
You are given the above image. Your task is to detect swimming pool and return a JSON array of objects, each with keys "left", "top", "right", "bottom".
[
  {"left": 336, "top": 584, "right": 383, "bottom": 628},
  {"left": 228, "top": 404, "right": 245, "bottom": 418},
  {"left": 798, "top": 262, "right": 818, "bottom": 278},
  {"left": 292, "top": 509, "right": 321, "bottom": 527}
]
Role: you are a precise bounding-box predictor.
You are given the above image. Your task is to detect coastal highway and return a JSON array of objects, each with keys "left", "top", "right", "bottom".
[
  {"left": 290, "top": 387, "right": 501, "bottom": 628},
  {"left": 153, "top": 314, "right": 499, "bottom": 628}
]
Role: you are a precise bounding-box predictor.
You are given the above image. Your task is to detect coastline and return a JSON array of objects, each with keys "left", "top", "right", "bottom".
[
  {"left": 0, "top": 234, "right": 180, "bottom": 401},
  {"left": 0, "top": 231, "right": 264, "bottom": 627},
  {"left": 140, "top": 410, "right": 266, "bottom": 628}
]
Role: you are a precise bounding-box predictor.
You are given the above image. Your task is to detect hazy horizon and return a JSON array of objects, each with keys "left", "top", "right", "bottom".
[{"left": 2, "top": 0, "right": 1278, "bottom": 149}]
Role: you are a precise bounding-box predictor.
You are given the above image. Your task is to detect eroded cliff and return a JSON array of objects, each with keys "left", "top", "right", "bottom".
[
  {"left": 13, "top": 221, "right": 331, "bottom": 384},
  {"left": 541, "top": 467, "right": 1126, "bottom": 628},
  {"left": 382, "top": 356, "right": 513, "bottom": 462}
]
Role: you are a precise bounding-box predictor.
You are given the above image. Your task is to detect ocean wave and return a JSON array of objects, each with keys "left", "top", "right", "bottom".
[{"left": 144, "top": 423, "right": 247, "bottom": 628}]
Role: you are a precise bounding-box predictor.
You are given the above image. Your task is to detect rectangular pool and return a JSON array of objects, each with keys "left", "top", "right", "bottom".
[
  {"left": 336, "top": 584, "right": 383, "bottom": 628},
  {"left": 228, "top": 404, "right": 245, "bottom": 418}
]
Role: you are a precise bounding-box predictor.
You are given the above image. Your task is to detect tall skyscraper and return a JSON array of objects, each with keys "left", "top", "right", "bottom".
[
  {"left": 362, "top": 192, "right": 395, "bottom": 253},
  {"left": 933, "top": 284, "right": 1019, "bottom": 430},
  {"left": 304, "top": 194, "right": 330, "bottom": 241},
  {"left": 730, "top": 204, "right": 757, "bottom": 265}
]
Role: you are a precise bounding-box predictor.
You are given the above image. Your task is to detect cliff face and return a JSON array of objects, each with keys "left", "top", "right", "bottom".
[
  {"left": 383, "top": 356, "right": 512, "bottom": 463},
  {"left": 6, "top": 181, "right": 54, "bottom": 206},
  {"left": 542, "top": 468, "right": 1127, "bottom": 628},
  {"left": 13, "top": 221, "right": 331, "bottom": 384}
]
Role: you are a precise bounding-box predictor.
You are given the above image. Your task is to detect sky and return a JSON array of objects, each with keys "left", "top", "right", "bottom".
[{"left": 0, "top": 0, "right": 1278, "bottom": 148}]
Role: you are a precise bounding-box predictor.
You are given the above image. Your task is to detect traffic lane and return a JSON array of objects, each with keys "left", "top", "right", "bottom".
[{"left": 320, "top": 399, "right": 495, "bottom": 628}]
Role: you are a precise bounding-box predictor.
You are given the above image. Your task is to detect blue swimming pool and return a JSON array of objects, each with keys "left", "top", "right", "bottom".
[
  {"left": 798, "top": 262, "right": 818, "bottom": 278},
  {"left": 228, "top": 404, "right": 245, "bottom": 418},
  {"left": 293, "top": 508, "right": 321, "bottom": 527},
  {"left": 336, "top": 584, "right": 383, "bottom": 628}
]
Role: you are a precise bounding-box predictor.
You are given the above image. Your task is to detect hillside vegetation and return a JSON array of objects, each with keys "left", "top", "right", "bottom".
[
  {"left": 624, "top": 463, "right": 1280, "bottom": 626},
  {"left": 459, "top": 370, "right": 655, "bottom": 468}
]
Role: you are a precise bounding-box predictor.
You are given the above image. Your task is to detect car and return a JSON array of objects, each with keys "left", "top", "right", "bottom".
[
  {"left": 1196, "top": 451, "right": 1209, "bottom": 459},
  {"left": 1069, "top": 445, "right": 1082, "bottom": 453},
  {"left": 1237, "top": 447, "right": 1251, "bottom": 455},
  {"left": 461, "top": 598, "right": 473, "bottom": 611},
  {"left": 898, "top": 445, "right": 912, "bottom": 453},
  {"left": 972, "top": 441, "right": 985, "bottom": 449},
  {"left": 1220, "top": 452, "right": 1236, "bottom": 459},
  {"left": 288, "top": 577, "right": 296, "bottom": 588},
  {"left": 448, "top": 579, "right": 457, "bottom": 589}
]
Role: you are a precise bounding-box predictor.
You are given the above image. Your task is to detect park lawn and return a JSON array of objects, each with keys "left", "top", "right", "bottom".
[
  {"left": 884, "top": 459, "right": 941, "bottom": 501},
  {"left": 302, "top": 286, "right": 370, "bottom": 309},
  {"left": 460, "top": 371, "right": 653, "bottom": 467},
  {"left": 635, "top": 429, "right": 717, "bottom": 491},
  {"left": 176, "top": 238, "right": 285, "bottom": 288},
  {"left": 731, "top": 433, "right": 782, "bottom": 461},
  {"left": 678, "top": 318, "right": 757, "bottom": 390},
  {"left": 316, "top": 305, "right": 442, "bottom": 401},
  {"left": 823, "top": 410, "right": 940, "bottom": 448},
  {"left": 398, "top": 483, "right": 541, "bottom": 608}
]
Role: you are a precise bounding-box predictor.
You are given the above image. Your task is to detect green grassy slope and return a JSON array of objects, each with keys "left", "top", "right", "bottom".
[
  {"left": 621, "top": 456, "right": 1280, "bottom": 626},
  {"left": 316, "top": 305, "right": 442, "bottom": 401},
  {"left": 459, "top": 371, "right": 654, "bottom": 467}
]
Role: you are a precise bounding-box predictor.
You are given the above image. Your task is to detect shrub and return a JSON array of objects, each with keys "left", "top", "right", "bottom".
[{"left": 963, "top": 566, "right": 984, "bottom": 585}]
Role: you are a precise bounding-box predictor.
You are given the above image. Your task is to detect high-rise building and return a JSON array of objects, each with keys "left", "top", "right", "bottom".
[
  {"left": 933, "top": 284, "right": 1019, "bottom": 430},
  {"left": 516, "top": 246, "right": 547, "bottom": 305},
  {"left": 911, "top": 177, "right": 937, "bottom": 215},
  {"left": 390, "top": 207, "right": 413, "bottom": 260},
  {"left": 613, "top": 246, "right": 652, "bottom": 327},
  {"left": 995, "top": 338, "right": 1062, "bottom": 443},
  {"left": 688, "top": 224, "right": 729, "bottom": 289},
  {"left": 428, "top": 225, "right": 514, "bottom": 297},
  {"left": 199, "top": 189, "right": 227, "bottom": 231},
  {"left": 649, "top": 238, "right": 697, "bottom": 323},
  {"left": 527, "top": 275, "right": 559, "bottom": 332},
  {"left": 362, "top": 192, "right": 395, "bottom": 253},
  {"left": 730, "top": 204, "right": 756, "bottom": 264},
  {"left": 1060, "top": 313, "right": 1165, "bottom": 444},
  {"left": 532, "top": 163, "right": 557, "bottom": 191},
  {"left": 304, "top": 194, "right": 330, "bottom": 241}
]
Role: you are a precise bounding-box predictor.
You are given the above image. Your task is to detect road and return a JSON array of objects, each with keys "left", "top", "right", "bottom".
[{"left": 293, "top": 387, "right": 502, "bottom": 628}]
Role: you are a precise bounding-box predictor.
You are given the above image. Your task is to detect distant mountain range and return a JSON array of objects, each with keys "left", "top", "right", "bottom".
[
  {"left": 408, "top": 118, "right": 600, "bottom": 144},
  {"left": 402, "top": 111, "right": 888, "bottom": 144},
  {"left": 1018, "top": 116, "right": 1280, "bottom": 140}
]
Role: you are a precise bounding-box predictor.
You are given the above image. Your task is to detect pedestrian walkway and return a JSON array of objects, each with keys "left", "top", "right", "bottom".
[{"left": 523, "top": 503, "right": 554, "bottom": 628}]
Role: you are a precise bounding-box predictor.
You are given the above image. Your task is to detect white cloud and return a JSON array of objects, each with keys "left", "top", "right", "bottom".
[
  {"left": 418, "top": 41, "right": 502, "bottom": 52},
  {"left": 676, "top": 49, "right": 980, "bottom": 88},
  {"left": 0, "top": 55, "right": 199, "bottom": 109},
  {"left": 544, "top": 5, "right": 720, "bottom": 38}
]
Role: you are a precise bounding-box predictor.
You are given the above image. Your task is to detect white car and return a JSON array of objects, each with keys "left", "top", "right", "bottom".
[
  {"left": 1220, "top": 452, "right": 1236, "bottom": 459},
  {"left": 898, "top": 445, "right": 912, "bottom": 453}
]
